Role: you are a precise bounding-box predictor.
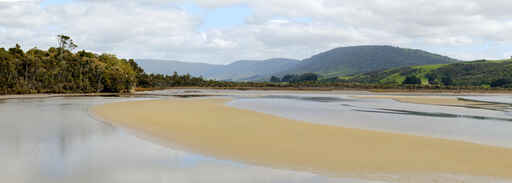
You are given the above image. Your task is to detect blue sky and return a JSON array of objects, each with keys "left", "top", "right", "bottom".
[
  {"left": 180, "top": 3, "right": 252, "bottom": 32},
  {"left": 40, "top": 0, "right": 72, "bottom": 7},
  {"left": 2, "top": 0, "right": 512, "bottom": 64},
  {"left": 41, "top": 0, "right": 253, "bottom": 32}
]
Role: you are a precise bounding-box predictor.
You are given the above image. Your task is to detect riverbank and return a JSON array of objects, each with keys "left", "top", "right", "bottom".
[
  {"left": 136, "top": 86, "right": 512, "bottom": 94},
  {"left": 92, "top": 98, "right": 512, "bottom": 182},
  {"left": 2, "top": 87, "right": 511, "bottom": 101}
]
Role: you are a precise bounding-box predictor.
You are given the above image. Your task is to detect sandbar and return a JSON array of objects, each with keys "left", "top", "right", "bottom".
[{"left": 92, "top": 98, "right": 512, "bottom": 182}]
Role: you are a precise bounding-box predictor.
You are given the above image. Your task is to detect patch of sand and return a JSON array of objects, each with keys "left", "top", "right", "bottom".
[{"left": 92, "top": 98, "right": 512, "bottom": 182}]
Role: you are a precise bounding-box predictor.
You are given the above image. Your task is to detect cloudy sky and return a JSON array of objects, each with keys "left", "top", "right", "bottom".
[{"left": 1, "top": 0, "right": 512, "bottom": 64}]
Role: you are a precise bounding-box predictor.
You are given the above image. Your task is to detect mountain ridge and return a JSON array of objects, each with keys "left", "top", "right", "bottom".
[
  {"left": 137, "top": 45, "right": 459, "bottom": 81},
  {"left": 136, "top": 58, "right": 300, "bottom": 81},
  {"left": 278, "top": 45, "right": 458, "bottom": 78}
]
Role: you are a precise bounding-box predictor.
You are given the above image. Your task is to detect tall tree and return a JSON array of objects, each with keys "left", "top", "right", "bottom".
[{"left": 57, "top": 35, "right": 78, "bottom": 51}]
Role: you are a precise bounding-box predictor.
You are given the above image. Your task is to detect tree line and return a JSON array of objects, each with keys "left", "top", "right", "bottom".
[
  {"left": 0, "top": 36, "right": 286, "bottom": 94},
  {"left": 269, "top": 73, "right": 319, "bottom": 83},
  {"left": 0, "top": 44, "right": 138, "bottom": 94}
]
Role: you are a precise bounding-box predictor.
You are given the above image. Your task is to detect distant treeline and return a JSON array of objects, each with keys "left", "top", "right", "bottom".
[{"left": 270, "top": 73, "right": 319, "bottom": 83}]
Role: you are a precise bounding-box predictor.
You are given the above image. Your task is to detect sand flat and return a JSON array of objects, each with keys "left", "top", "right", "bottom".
[{"left": 92, "top": 98, "right": 512, "bottom": 182}]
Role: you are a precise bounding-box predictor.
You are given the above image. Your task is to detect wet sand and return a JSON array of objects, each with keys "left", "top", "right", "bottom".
[
  {"left": 92, "top": 98, "right": 512, "bottom": 182},
  {"left": 353, "top": 95, "right": 509, "bottom": 110}
]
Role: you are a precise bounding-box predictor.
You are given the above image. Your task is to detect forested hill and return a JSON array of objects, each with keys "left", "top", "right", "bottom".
[
  {"left": 0, "top": 44, "right": 138, "bottom": 94},
  {"left": 340, "top": 59, "right": 512, "bottom": 88},
  {"left": 279, "top": 45, "right": 459, "bottom": 78}
]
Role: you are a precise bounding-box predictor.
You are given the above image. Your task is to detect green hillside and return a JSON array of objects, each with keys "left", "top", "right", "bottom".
[
  {"left": 280, "top": 45, "right": 458, "bottom": 77},
  {"left": 340, "top": 59, "right": 512, "bottom": 88}
]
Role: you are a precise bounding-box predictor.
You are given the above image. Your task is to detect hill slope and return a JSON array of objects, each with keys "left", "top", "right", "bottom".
[
  {"left": 342, "top": 59, "right": 512, "bottom": 87},
  {"left": 212, "top": 58, "right": 300, "bottom": 81},
  {"left": 137, "top": 46, "right": 458, "bottom": 81},
  {"left": 281, "top": 45, "right": 458, "bottom": 78},
  {"left": 136, "top": 58, "right": 300, "bottom": 81}
]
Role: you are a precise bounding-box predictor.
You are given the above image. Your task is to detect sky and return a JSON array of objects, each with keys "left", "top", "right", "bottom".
[{"left": 1, "top": 0, "right": 512, "bottom": 64}]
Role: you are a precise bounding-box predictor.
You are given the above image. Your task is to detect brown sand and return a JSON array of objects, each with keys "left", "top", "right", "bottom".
[{"left": 92, "top": 98, "right": 512, "bottom": 181}]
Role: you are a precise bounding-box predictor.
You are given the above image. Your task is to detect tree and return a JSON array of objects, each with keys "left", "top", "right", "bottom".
[
  {"left": 281, "top": 74, "right": 295, "bottom": 83},
  {"left": 270, "top": 76, "right": 281, "bottom": 82},
  {"left": 491, "top": 78, "right": 512, "bottom": 88},
  {"left": 425, "top": 73, "right": 439, "bottom": 85},
  {"left": 57, "top": 35, "right": 78, "bottom": 52},
  {"left": 402, "top": 75, "right": 421, "bottom": 85},
  {"left": 298, "top": 73, "right": 318, "bottom": 82},
  {"left": 441, "top": 76, "right": 454, "bottom": 86}
]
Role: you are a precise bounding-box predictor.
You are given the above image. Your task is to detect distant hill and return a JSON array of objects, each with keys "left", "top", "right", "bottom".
[
  {"left": 279, "top": 45, "right": 458, "bottom": 78},
  {"left": 135, "top": 59, "right": 221, "bottom": 78},
  {"left": 136, "top": 58, "right": 300, "bottom": 81},
  {"left": 211, "top": 58, "right": 301, "bottom": 81},
  {"left": 137, "top": 45, "right": 458, "bottom": 81},
  {"left": 341, "top": 59, "right": 512, "bottom": 87}
]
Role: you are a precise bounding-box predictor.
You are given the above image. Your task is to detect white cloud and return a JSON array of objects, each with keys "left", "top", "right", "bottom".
[{"left": 1, "top": 0, "right": 512, "bottom": 63}]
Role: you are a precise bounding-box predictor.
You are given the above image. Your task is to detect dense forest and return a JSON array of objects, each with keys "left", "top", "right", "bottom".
[{"left": 0, "top": 44, "right": 138, "bottom": 94}]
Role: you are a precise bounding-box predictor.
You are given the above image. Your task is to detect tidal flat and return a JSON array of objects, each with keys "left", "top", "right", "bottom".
[{"left": 2, "top": 90, "right": 512, "bottom": 183}]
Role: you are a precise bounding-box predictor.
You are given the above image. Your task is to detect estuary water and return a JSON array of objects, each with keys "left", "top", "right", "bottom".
[
  {"left": 2, "top": 91, "right": 512, "bottom": 183},
  {"left": 228, "top": 94, "right": 512, "bottom": 148},
  {"left": 0, "top": 96, "right": 351, "bottom": 183}
]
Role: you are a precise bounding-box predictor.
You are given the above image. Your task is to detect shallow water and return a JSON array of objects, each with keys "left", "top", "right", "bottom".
[
  {"left": 227, "top": 93, "right": 512, "bottom": 148},
  {"left": 3, "top": 92, "right": 512, "bottom": 183},
  {"left": 460, "top": 96, "right": 512, "bottom": 105},
  {"left": 0, "top": 97, "right": 355, "bottom": 183}
]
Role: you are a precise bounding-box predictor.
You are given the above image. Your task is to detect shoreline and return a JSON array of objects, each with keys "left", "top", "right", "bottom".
[
  {"left": 92, "top": 98, "right": 512, "bottom": 182},
  {"left": 136, "top": 87, "right": 512, "bottom": 94},
  {"left": 2, "top": 87, "right": 511, "bottom": 100}
]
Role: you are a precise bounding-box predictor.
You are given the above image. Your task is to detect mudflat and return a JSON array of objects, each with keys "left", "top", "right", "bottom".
[{"left": 92, "top": 98, "right": 512, "bottom": 182}]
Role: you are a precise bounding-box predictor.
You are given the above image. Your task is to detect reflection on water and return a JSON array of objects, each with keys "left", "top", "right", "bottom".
[{"left": 0, "top": 97, "right": 352, "bottom": 183}]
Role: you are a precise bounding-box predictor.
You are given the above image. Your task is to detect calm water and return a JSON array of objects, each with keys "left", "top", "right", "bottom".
[
  {"left": 2, "top": 92, "right": 512, "bottom": 183},
  {"left": 0, "top": 96, "right": 353, "bottom": 183},
  {"left": 227, "top": 93, "right": 512, "bottom": 148}
]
